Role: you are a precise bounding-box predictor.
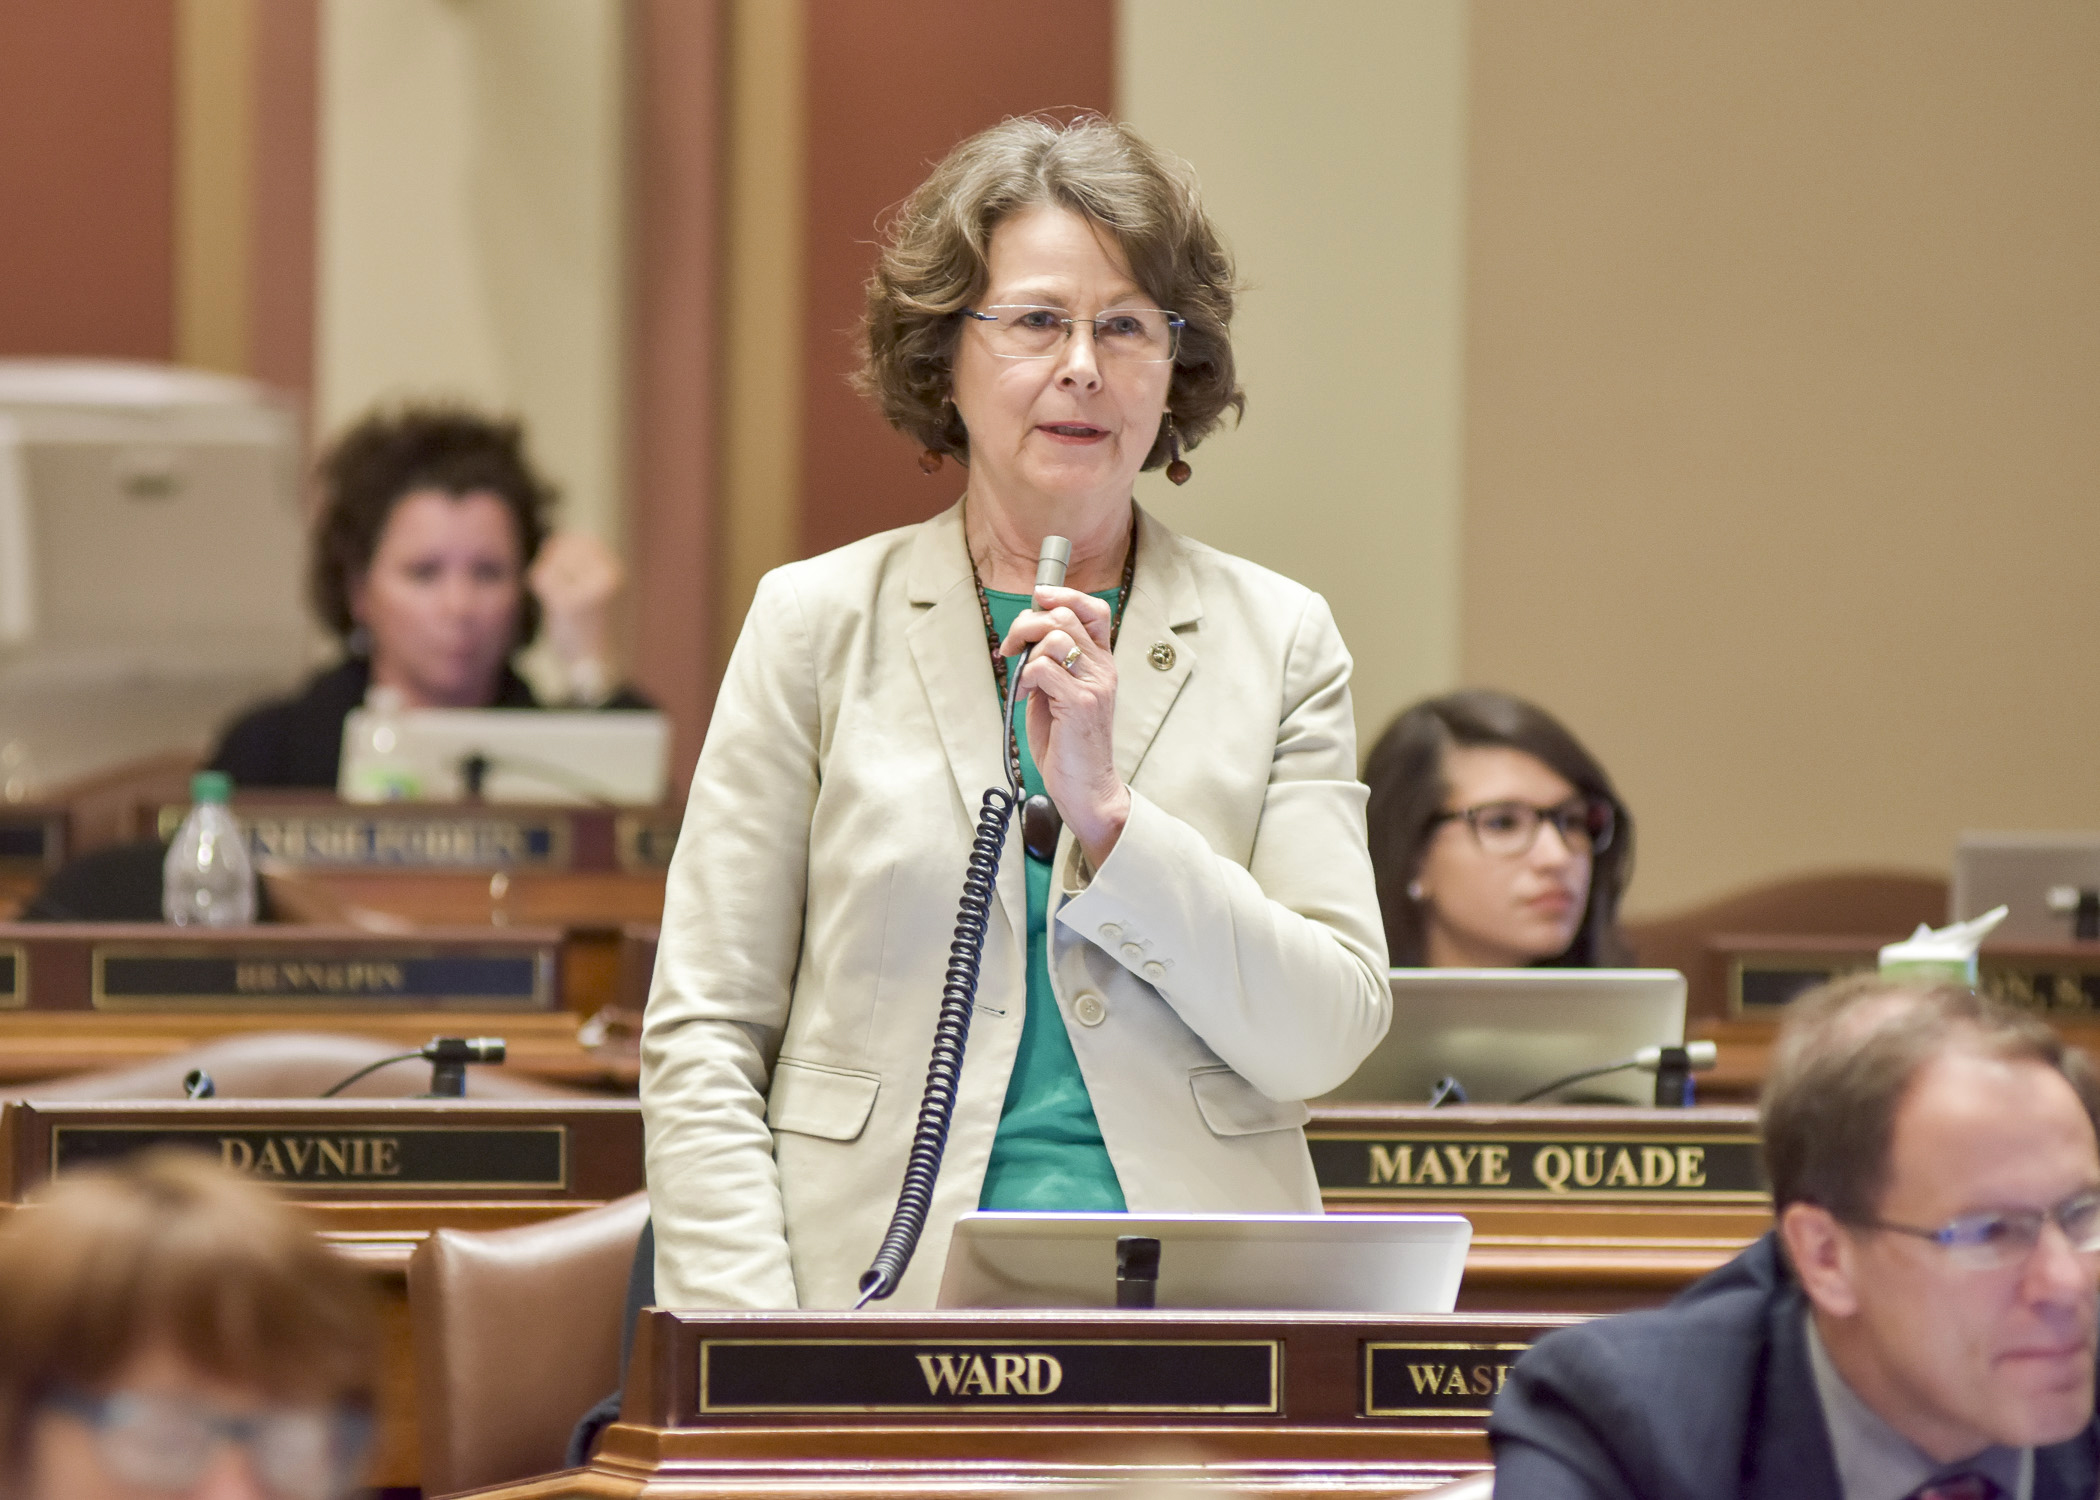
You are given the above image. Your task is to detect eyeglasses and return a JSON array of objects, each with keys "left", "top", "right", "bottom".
[
  {"left": 962, "top": 305, "right": 1186, "bottom": 363},
  {"left": 1856, "top": 1188, "right": 2100, "bottom": 1270},
  {"left": 1432, "top": 798, "right": 1616, "bottom": 858},
  {"left": 44, "top": 1389, "right": 373, "bottom": 1500}
]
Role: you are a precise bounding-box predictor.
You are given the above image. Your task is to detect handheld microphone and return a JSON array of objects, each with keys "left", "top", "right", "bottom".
[
  {"left": 854, "top": 536, "right": 1077, "bottom": 1308},
  {"left": 1035, "top": 536, "right": 1072, "bottom": 591}
]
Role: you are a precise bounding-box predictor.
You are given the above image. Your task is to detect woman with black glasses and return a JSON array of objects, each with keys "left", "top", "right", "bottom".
[{"left": 1365, "top": 690, "right": 1636, "bottom": 968}]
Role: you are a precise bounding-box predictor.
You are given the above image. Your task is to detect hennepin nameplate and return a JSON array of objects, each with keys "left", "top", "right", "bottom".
[
  {"left": 91, "top": 948, "right": 550, "bottom": 1010},
  {"left": 50, "top": 1125, "right": 567, "bottom": 1190},
  {"left": 697, "top": 1338, "right": 1280, "bottom": 1414},
  {"left": 1363, "top": 1342, "right": 1531, "bottom": 1418},
  {"left": 1310, "top": 1131, "right": 1766, "bottom": 1201}
]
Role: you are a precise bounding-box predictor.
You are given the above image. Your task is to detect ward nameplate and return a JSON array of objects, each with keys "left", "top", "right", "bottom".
[
  {"left": 697, "top": 1338, "right": 1280, "bottom": 1415},
  {"left": 49, "top": 1123, "right": 566, "bottom": 1191},
  {"left": 1364, "top": 1341, "right": 1531, "bottom": 1418},
  {"left": 91, "top": 941, "right": 554, "bottom": 1011},
  {"left": 1311, "top": 1125, "right": 1766, "bottom": 1203}
]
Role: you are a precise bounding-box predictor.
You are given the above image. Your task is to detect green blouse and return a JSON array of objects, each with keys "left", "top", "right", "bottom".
[{"left": 974, "top": 587, "right": 1128, "bottom": 1212}]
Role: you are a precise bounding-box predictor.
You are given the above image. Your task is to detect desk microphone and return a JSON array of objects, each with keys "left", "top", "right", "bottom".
[{"left": 318, "top": 1036, "right": 508, "bottom": 1099}]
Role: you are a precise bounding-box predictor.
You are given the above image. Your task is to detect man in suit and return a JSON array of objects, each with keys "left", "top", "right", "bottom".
[{"left": 1490, "top": 975, "right": 2100, "bottom": 1498}]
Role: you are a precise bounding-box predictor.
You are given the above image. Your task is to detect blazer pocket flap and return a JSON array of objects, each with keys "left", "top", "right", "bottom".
[
  {"left": 1189, "top": 1066, "right": 1312, "bottom": 1137},
  {"left": 767, "top": 1059, "right": 880, "bottom": 1141}
]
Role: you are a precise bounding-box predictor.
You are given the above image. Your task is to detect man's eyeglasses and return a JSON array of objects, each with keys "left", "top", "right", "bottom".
[
  {"left": 962, "top": 304, "right": 1185, "bottom": 363},
  {"left": 1855, "top": 1188, "right": 2100, "bottom": 1270},
  {"left": 1431, "top": 798, "right": 1616, "bottom": 859},
  {"left": 44, "top": 1389, "right": 372, "bottom": 1500}
]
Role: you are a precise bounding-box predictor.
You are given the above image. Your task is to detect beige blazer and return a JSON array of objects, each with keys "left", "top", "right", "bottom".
[{"left": 641, "top": 502, "right": 1390, "bottom": 1310}]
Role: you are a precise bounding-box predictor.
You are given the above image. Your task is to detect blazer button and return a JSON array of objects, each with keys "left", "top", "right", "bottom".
[
  {"left": 1120, "top": 942, "right": 1144, "bottom": 962},
  {"left": 1142, "top": 960, "right": 1166, "bottom": 982},
  {"left": 1098, "top": 922, "right": 1123, "bottom": 942},
  {"left": 1074, "top": 993, "right": 1107, "bottom": 1027}
]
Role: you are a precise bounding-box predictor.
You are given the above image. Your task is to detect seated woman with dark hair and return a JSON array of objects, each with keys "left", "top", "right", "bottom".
[
  {"left": 1364, "top": 689, "right": 1635, "bottom": 968},
  {"left": 209, "top": 404, "right": 642, "bottom": 789},
  {"left": 0, "top": 1149, "right": 379, "bottom": 1500}
]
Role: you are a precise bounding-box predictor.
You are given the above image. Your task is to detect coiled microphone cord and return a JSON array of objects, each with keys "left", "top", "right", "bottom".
[{"left": 855, "top": 662, "right": 1028, "bottom": 1307}]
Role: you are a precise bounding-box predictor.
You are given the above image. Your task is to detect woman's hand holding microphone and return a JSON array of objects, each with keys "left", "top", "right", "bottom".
[{"left": 999, "top": 585, "right": 1128, "bottom": 869}]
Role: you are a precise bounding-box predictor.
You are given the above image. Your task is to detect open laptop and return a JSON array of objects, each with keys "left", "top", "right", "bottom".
[
  {"left": 338, "top": 707, "right": 669, "bottom": 806},
  {"left": 1318, "top": 969, "right": 1689, "bottom": 1106},
  {"left": 936, "top": 1211, "right": 1471, "bottom": 1313},
  {"left": 1953, "top": 832, "right": 2100, "bottom": 943}
]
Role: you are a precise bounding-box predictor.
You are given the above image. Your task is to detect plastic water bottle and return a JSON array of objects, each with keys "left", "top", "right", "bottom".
[{"left": 162, "top": 770, "right": 257, "bottom": 926}]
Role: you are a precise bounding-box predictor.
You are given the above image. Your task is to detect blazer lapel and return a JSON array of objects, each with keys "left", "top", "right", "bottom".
[
  {"left": 1744, "top": 1287, "right": 1844, "bottom": 1500},
  {"left": 905, "top": 503, "right": 1024, "bottom": 938},
  {"left": 1110, "top": 503, "right": 1200, "bottom": 786}
]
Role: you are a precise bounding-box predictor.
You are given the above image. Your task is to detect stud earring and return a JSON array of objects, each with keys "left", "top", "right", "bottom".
[
  {"left": 1164, "top": 413, "right": 1191, "bottom": 485},
  {"left": 1406, "top": 879, "right": 1426, "bottom": 902}
]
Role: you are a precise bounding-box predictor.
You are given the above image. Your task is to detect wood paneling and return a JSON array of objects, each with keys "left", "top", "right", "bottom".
[{"left": 0, "top": 0, "right": 177, "bottom": 358}]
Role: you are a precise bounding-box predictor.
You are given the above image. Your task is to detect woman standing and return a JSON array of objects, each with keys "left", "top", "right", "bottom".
[{"left": 643, "top": 116, "right": 1389, "bottom": 1309}]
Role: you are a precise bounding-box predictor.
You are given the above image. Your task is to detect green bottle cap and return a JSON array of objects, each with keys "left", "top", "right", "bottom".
[{"left": 189, "top": 770, "right": 233, "bottom": 805}]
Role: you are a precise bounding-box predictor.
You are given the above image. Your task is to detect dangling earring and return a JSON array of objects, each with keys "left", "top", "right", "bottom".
[
  {"left": 1164, "top": 413, "right": 1192, "bottom": 485},
  {"left": 919, "top": 448, "right": 944, "bottom": 475}
]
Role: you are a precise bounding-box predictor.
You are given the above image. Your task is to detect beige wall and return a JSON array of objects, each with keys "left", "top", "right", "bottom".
[
  {"left": 316, "top": 0, "right": 627, "bottom": 554},
  {"left": 1464, "top": 2, "right": 2100, "bottom": 914},
  {"left": 1119, "top": 0, "right": 1469, "bottom": 749}
]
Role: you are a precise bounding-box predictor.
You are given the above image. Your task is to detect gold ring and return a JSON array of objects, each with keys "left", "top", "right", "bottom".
[{"left": 1061, "top": 646, "right": 1083, "bottom": 671}]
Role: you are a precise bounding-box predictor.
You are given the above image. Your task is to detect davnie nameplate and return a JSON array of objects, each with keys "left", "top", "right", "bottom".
[
  {"left": 50, "top": 1124, "right": 566, "bottom": 1190},
  {"left": 1311, "top": 1129, "right": 1765, "bottom": 1202},
  {"left": 697, "top": 1338, "right": 1279, "bottom": 1414}
]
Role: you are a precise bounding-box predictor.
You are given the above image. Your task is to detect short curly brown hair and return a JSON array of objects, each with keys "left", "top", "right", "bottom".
[
  {"left": 858, "top": 113, "right": 1245, "bottom": 468},
  {"left": 309, "top": 405, "right": 554, "bottom": 648}
]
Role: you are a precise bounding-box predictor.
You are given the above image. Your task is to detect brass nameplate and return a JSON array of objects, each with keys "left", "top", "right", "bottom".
[
  {"left": 1731, "top": 952, "right": 2100, "bottom": 1016},
  {"left": 1312, "top": 1131, "right": 1766, "bottom": 1202},
  {"left": 615, "top": 811, "right": 680, "bottom": 871},
  {"left": 156, "top": 807, "right": 570, "bottom": 870},
  {"left": 50, "top": 1124, "right": 567, "bottom": 1190},
  {"left": 697, "top": 1338, "right": 1279, "bottom": 1415},
  {"left": 0, "top": 944, "right": 22, "bottom": 1008},
  {"left": 91, "top": 946, "right": 552, "bottom": 1011},
  {"left": 1365, "top": 1341, "right": 1531, "bottom": 1418}
]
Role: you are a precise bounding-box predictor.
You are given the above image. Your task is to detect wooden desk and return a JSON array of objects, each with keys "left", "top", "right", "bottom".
[
  {"left": 1686, "top": 934, "right": 2100, "bottom": 1101},
  {"left": 468, "top": 1305, "right": 1580, "bottom": 1498},
  {"left": 1310, "top": 1105, "right": 1770, "bottom": 1312},
  {"left": 0, "top": 1096, "right": 645, "bottom": 1492},
  {"left": 0, "top": 923, "right": 636, "bottom": 1088}
]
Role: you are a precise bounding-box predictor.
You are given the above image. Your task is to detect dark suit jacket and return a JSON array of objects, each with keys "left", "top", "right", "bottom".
[
  {"left": 1488, "top": 1233, "right": 2100, "bottom": 1499},
  {"left": 207, "top": 657, "right": 647, "bottom": 790}
]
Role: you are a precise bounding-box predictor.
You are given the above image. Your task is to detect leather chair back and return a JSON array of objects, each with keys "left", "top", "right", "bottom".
[
  {"left": 9, "top": 1030, "right": 589, "bottom": 1102},
  {"left": 407, "top": 1191, "right": 650, "bottom": 1497}
]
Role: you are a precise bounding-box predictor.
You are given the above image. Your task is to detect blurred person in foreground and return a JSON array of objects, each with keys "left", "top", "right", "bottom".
[
  {"left": 210, "top": 405, "right": 643, "bottom": 789},
  {"left": 0, "top": 1150, "right": 379, "bottom": 1500},
  {"left": 643, "top": 113, "right": 1389, "bottom": 1310},
  {"left": 1490, "top": 974, "right": 2100, "bottom": 1498},
  {"left": 1365, "top": 689, "right": 1635, "bottom": 968}
]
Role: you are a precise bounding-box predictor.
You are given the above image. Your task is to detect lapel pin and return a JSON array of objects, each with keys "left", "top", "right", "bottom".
[{"left": 1148, "top": 641, "right": 1176, "bottom": 671}]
